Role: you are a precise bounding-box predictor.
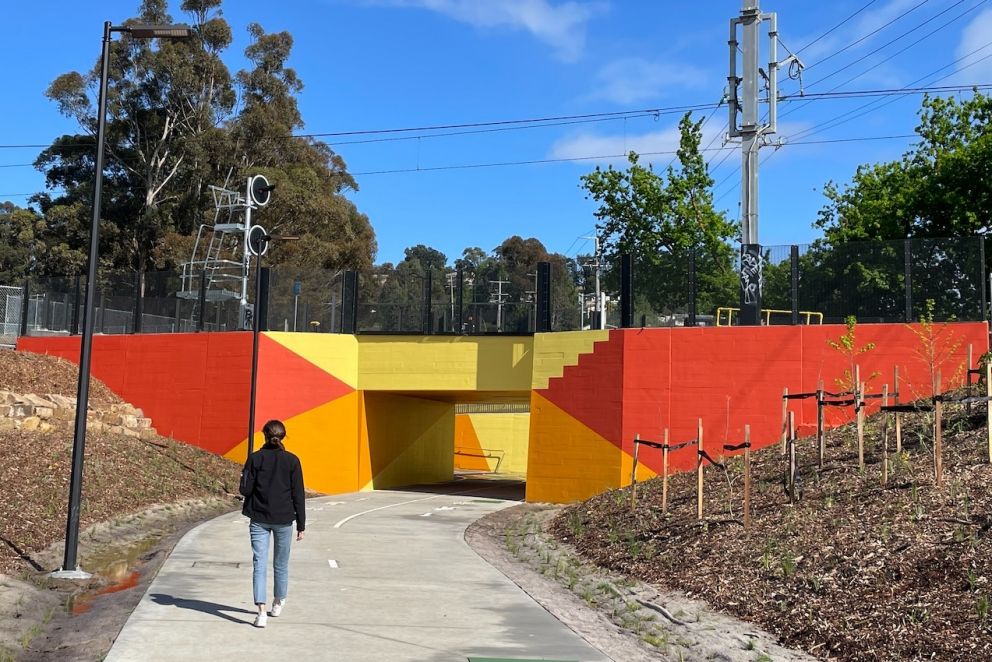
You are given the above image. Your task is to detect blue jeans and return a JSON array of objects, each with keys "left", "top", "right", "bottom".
[{"left": 249, "top": 521, "right": 293, "bottom": 605}]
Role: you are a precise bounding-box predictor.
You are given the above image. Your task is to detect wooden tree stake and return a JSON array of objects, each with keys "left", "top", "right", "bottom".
[
  {"left": 696, "top": 418, "right": 704, "bottom": 520},
  {"left": 934, "top": 370, "right": 943, "bottom": 488},
  {"left": 662, "top": 428, "right": 670, "bottom": 514},
  {"left": 882, "top": 384, "right": 889, "bottom": 486},
  {"left": 986, "top": 362, "right": 991, "bottom": 465},
  {"left": 630, "top": 434, "right": 640, "bottom": 509},
  {"left": 816, "top": 378, "right": 825, "bottom": 469},
  {"left": 856, "top": 365, "right": 865, "bottom": 470},
  {"left": 744, "top": 425, "right": 752, "bottom": 530},
  {"left": 894, "top": 365, "right": 903, "bottom": 454},
  {"left": 781, "top": 387, "right": 789, "bottom": 455},
  {"left": 788, "top": 411, "right": 797, "bottom": 503},
  {"left": 968, "top": 344, "right": 974, "bottom": 417}
]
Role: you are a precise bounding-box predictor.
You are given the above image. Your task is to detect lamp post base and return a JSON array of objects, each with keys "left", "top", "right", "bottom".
[{"left": 49, "top": 567, "right": 93, "bottom": 580}]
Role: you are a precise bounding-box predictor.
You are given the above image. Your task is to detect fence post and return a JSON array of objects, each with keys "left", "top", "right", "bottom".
[
  {"left": 99, "top": 289, "right": 107, "bottom": 334},
  {"left": 817, "top": 378, "right": 825, "bottom": 469},
  {"left": 455, "top": 268, "right": 464, "bottom": 335},
  {"left": 536, "top": 261, "right": 552, "bottom": 333},
  {"left": 422, "top": 268, "right": 433, "bottom": 334},
  {"left": 968, "top": 344, "right": 974, "bottom": 418},
  {"left": 661, "top": 428, "right": 670, "bottom": 514},
  {"left": 986, "top": 360, "right": 991, "bottom": 464},
  {"left": 630, "top": 434, "right": 640, "bottom": 509},
  {"left": 687, "top": 249, "right": 697, "bottom": 327},
  {"left": 980, "top": 235, "right": 988, "bottom": 320},
  {"left": 740, "top": 243, "right": 762, "bottom": 325},
  {"left": 19, "top": 277, "right": 30, "bottom": 337},
  {"left": 788, "top": 411, "right": 797, "bottom": 503},
  {"left": 341, "top": 270, "right": 359, "bottom": 334},
  {"left": 781, "top": 387, "right": 788, "bottom": 454},
  {"left": 882, "top": 384, "right": 890, "bottom": 486},
  {"left": 856, "top": 364, "right": 865, "bottom": 470},
  {"left": 197, "top": 271, "right": 207, "bottom": 332},
  {"left": 71, "top": 275, "right": 81, "bottom": 335},
  {"left": 934, "top": 370, "right": 943, "bottom": 488},
  {"left": 696, "top": 418, "right": 704, "bottom": 520},
  {"left": 620, "top": 254, "right": 633, "bottom": 328},
  {"left": 743, "top": 425, "right": 752, "bottom": 530},
  {"left": 904, "top": 238, "right": 913, "bottom": 322},
  {"left": 132, "top": 271, "right": 144, "bottom": 334},
  {"left": 894, "top": 366, "right": 902, "bottom": 453},
  {"left": 790, "top": 245, "right": 800, "bottom": 325}
]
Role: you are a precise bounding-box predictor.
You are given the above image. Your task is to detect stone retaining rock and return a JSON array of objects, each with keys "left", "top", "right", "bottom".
[{"left": 0, "top": 391, "right": 157, "bottom": 437}]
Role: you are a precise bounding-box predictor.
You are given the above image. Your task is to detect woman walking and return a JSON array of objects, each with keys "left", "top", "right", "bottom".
[{"left": 239, "top": 419, "right": 306, "bottom": 628}]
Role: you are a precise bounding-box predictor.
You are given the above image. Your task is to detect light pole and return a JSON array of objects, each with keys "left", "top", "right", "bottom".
[{"left": 53, "top": 21, "right": 192, "bottom": 580}]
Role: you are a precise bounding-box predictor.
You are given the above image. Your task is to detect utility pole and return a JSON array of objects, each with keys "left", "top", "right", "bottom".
[
  {"left": 581, "top": 233, "right": 603, "bottom": 329},
  {"left": 728, "top": 1, "right": 796, "bottom": 325},
  {"left": 489, "top": 278, "right": 510, "bottom": 332},
  {"left": 526, "top": 271, "right": 537, "bottom": 332}
]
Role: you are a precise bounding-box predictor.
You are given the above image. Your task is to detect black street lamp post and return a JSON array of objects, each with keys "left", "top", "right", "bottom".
[{"left": 52, "top": 21, "right": 192, "bottom": 580}]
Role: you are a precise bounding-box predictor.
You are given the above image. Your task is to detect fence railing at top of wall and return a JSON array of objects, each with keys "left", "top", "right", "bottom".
[{"left": 2, "top": 236, "right": 988, "bottom": 340}]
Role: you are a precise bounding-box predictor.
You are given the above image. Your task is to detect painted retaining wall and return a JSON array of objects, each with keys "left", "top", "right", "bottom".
[
  {"left": 454, "top": 413, "right": 530, "bottom": 475},
  {"left": 19, "top": 321, "right": 988, "bottom": 503}
]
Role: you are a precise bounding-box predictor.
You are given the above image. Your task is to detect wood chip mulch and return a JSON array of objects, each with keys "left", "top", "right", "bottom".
[
  {"left": 552, "top": 403, "right": 992, "bottom": 661},
  {"left": 0, "top": 349, "right": 121, "bottom": 405}
]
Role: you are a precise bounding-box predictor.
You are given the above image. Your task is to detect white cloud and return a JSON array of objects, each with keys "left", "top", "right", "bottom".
[
  {"left": 587, "top": 57, "right": 706, "bottom": 104},
  {"left": 953, "top": 8, "right": 992, "bottom": 84},
  {"left": 548, "top": 120, "right": 725, "bottom": 167},
  {"left": 796, "top": 0, "right": 925, "bottom": 64},
  {"left": 364, "top": 0, "right": 605, "bottom": 61},
  {"left": 547, "top": 119, "right": 811, "bottom": 169}
]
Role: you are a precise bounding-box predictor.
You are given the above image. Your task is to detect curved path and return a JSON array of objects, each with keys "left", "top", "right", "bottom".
[{"left": 105, "top": 481, "right": 609, "bottom": 662}]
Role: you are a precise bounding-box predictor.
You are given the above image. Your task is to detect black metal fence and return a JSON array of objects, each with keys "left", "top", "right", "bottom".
[{"left": 3, "top": 236, "right": 988, "bottom": 340}]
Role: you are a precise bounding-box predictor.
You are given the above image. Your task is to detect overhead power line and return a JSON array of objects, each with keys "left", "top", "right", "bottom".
[
  {"left": 347, "top": 134, "right": 918, "bottom": 177},
  {"left": 795, "top": 0, "right": 881, "bottom": 55}
]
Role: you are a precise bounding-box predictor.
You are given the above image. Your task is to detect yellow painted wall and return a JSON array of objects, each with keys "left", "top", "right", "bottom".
[
  {"left": 531, "top": 330, "right": 609, "bottom": 390},
  {"left": 453, "top": 413, "right": 530, "bottom": 475},
  {"left": 359, "top": 392, "right": 455, "bottom": 490},
  {"left": 357, "top": 336, "right": 533, "bottom": 392},
  {"left": 266, "top": 332, "right": 360, "bottom": 389}
]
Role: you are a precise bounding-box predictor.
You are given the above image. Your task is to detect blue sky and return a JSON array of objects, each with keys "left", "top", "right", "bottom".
[{"left": 2, "top": 0, "right": 991, "bottom": 265}]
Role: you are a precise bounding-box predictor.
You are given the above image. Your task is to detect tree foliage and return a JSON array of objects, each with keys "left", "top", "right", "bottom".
[
  {"left": 580, "top": 113, "right": 738, "bottom": 321},
  {"left": 23, "top": 0, "right": 375, "bottom": 281}
]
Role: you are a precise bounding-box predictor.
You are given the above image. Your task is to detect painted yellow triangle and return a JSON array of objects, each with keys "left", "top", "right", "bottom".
[
  {"left": 263, "top": 332, "right": 359, "bottom": 389},
  {"left": 531, "top": 330, "right": 610, "bottom": 391}
]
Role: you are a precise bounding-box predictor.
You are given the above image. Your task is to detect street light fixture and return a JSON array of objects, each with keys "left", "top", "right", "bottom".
[{"left": 52, "top": 21, "right": 192, "bottom": 580}]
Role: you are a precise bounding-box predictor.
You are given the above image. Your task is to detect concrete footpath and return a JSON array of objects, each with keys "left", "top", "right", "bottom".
[{"left": 105, "top": 481, "right": 610, "bottom": 662}]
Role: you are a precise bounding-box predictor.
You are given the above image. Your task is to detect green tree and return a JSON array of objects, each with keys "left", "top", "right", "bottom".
[
  {"left": 43, "top": 0, "right": 236, "bottom": 273},
  {"left": 580, "top": 113, "right": 738, "bottom": 322}
]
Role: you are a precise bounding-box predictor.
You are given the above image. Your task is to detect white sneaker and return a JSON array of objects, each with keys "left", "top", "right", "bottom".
[
  {"left": 254, "top": 612, "right": 268, "bottom": 628},
  {"left": 271, "top": 599, "right": 285, "bottom": 617}
]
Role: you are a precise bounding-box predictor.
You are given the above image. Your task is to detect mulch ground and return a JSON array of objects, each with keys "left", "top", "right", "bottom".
[
  {"left": 0, "top": 350, "right": 121, "bottom": 405},
  {"left": 0, "top": 349, "right": 241, "bottom": 577},
  {"left": 552, "top": 400, "right": 992, "bottom": 661}
]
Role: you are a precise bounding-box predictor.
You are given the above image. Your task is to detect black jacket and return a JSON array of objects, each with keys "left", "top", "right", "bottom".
[{"left": 240, "top": 446, "right": 306, "bottom": 531}]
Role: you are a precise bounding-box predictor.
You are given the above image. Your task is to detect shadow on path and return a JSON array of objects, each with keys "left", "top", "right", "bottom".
[
  {"left": 150, "top": 593, "right": 255, "bottom": 625},
  {"left": 394, "top": 475, "right": 525, "bottom": 502}
]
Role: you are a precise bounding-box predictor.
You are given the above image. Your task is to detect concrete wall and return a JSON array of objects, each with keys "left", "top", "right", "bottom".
[{"left": 19, "top": 321, "right": 989, "bottom": 504}]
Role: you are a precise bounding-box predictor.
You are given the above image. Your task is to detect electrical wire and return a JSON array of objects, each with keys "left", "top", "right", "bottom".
[{"left": 795, "top": 0, "right": 881, "bottom": 55}]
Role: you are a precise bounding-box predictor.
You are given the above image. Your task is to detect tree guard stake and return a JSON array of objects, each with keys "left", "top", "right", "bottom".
[
  {"left": 781, "top": 387, "right": 789, "bottom": 455},
  {"left": 934, "top": 370, "right": 943, "bottom": 488},
  {"left": 696, "top": 419, "right": 704, "bottom": 521},
  {"left": 894, "top": 365, "right": 903, "bottom": 454},
  {"left": 856, "top": 364, "right": 865, "bottom": 470},
  {"left": 662, "top": 428, "right": 670, "bottom": 514},
  {"left": 816, "top": 378, "right": 825, "bottom": 469}
]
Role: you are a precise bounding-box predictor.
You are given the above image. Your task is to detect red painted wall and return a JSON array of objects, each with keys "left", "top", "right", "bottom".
[
  {"left": 18, "top": 333, "right": 252, "bottom": 455},
  {"left": 620, "top": 323, "right": 989, "bottom": 473}
]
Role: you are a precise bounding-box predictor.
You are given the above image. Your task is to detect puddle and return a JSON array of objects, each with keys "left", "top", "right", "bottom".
[{"left": 68, "top": 536, "right": 161, "bottom": 616}]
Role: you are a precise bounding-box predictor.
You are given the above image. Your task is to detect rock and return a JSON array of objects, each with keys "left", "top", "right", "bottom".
[
  {"left": 88, "top": 420, "right": 105, "bottom": 433},
  {"left": 33, "top": 406, "right": 54, "bottom": 420},
  {"left": 20, "top": 416, "right": 41, "bottom": 432},
  {"left": 100, "top": 413, "right": 125, "bottom": 426},
  {"left": 53, "top": 407, "right": 75, "bottom": 421},
  {"left": 39, "top": 422, "right": 53, "bottom": 433},
  {"left": 8, "top": 403, "right": 34, "bottom": 418},
  {"left": 44, "top": 394, "right": 77, "bottom": 409},
  {"left": 0, "top": 390, "right": 17, "bottom": 404},
  {"left": 21, "top": 394, "right": 57, "bottom": 409},
  {"left": 0, "top": 418, "right": 16, "bottom": 431},
  {"left": 137, "top": 418, "right": 153, "bottom": 429},
  {"left": 108, "top": 425, "right": 126, "bottom": 436},
  {"left": 121, "top": 415, "right": 139, "bottom": 429},
  {"left": 121, "top": 427, "right": 140, "bottom": 438},
  {"left": 139, "top": 428, "right": 159, "bottom": 440}
]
